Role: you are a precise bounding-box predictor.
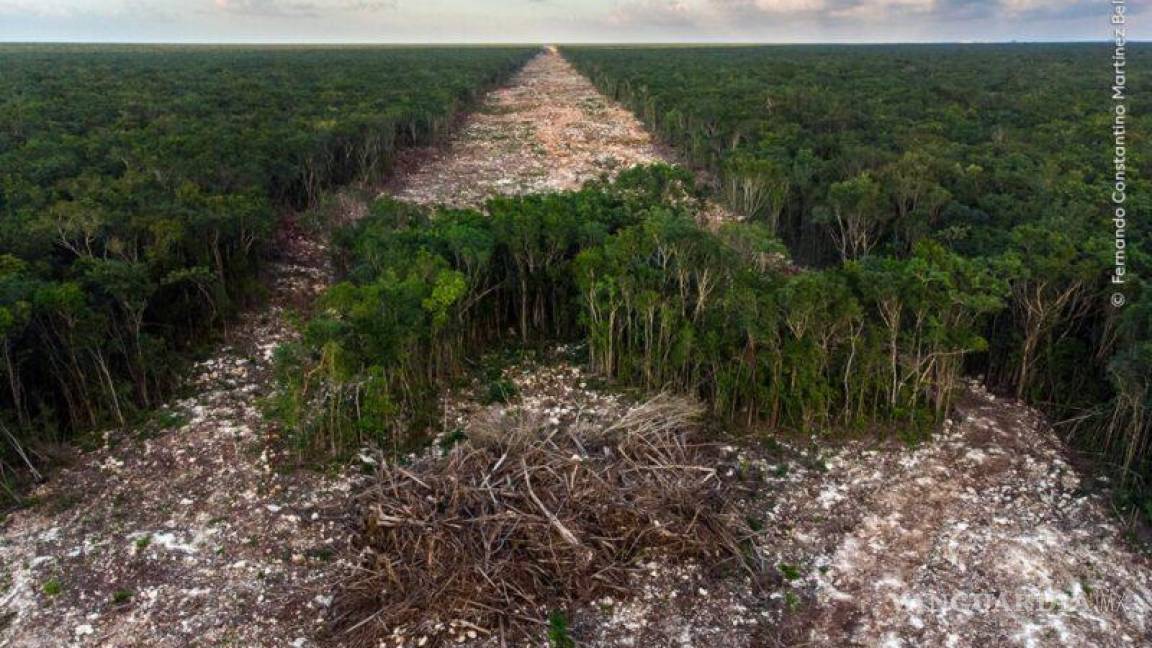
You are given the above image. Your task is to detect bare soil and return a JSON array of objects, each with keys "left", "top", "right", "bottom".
[
  {"left": 2, "top": 47, "right": 1149, "bottom": 648},
  {"left": 0, "top": 216, "right": 354, "bottom": 647},
  {"left": 780, "top": 385, "right": 1152, "bottom": 647},
  {"left": 386, "top": 47, "right": 671, "bottom": 209},
  {"left": 433, "top": 366, "right": 1152, "bottom": 648}
]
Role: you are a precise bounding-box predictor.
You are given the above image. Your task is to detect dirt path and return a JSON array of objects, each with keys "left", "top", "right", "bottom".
[
  {"left": 0, "top": 213, "right": 356, "bottom": 646},
  {"left": 776, "top": 386, "right": 1152, "bottom": 646},
  {"left": 0, "top": 214, "right": 368, "bottom": 647},
  {"left": 387, "top": 47, "right": 672, "bottom": 208}
]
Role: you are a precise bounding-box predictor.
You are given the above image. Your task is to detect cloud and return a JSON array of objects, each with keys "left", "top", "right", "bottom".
[
  {"left": 829, "top": 0, "right": 937, "bottom": 19},
  {"left": 0, "top": 0, "right": 82, "bottom": 17},
  {"left": 212, "top": 0, "right": 395, "bottom": 17},
  {"left": 0, "top": 0, "right": 1127, "bottom": 42},
  {"left": 708, "top": 0, "right": 942, "bottom": 19},
  {"left": 600, "top": 0, "right": 951, "bottom": 37},
  {"left": 606, "top": 0, "right": 698, "bottom": 29},
  {"left": 673, "top": 0, "right": 1099, "bottom": 26},
  {"left": 998, "top": 0, "right": 1095, "bottom": 19},
  {"left": 709, "top": 0, "right": 825, "bottom": 14}
]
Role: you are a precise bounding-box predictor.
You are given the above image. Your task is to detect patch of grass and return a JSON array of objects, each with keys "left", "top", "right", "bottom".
[
  {"left": 476, "top": 347, "right": 532, "bottom": 381},
  {"left": 135, "top": 535, "right": 151, "bottom": 550},
  {"left": 479, "top": 104, "right": 519, "bottom": 116},
  {"left": 560, "top": 343, "right": 589, "bottom": 365},
  {"left": 797, "top": 450, "right": 828, "bottom": 473},
  {"left": 760, "top": 436, "right": 784, "bottom": 453},
  {"left": 112, "top": 589, "right": 133, "bottom": 605},
  {"left": 1114, "top": 479, "right": 1152, "bottom": 547},
  {"left": 438, "top": 428, "right": 467, "bottom": 451},
  {"left": 1, "top": 472, "right": 34, "bottom": 511},
  {"left": 73, "top": 429, "right": 106, "bottom": 452},
  {"left": 778, "top": 563, "right": 801, "bottom": 581},
  {"left": 547, "top": 610, "right": 575, "bottom": 648},
  {"left": 896, "top": 410, "right": 936, "bottom": 447},
  {"left": 42, "top": 579, "right": 61, "bottom": 596},
  {"left": 306, "top": 547, "right": 335, "bottom": 562},
  {"left": 152, "top": 409, "right": 188, "bottom": 431},
  {"left": 35, "top": 492, "right": 81, "bottom": 515},
  {"left": 784, "top": 590, "right": 801, "bottom": 610},
  {"left": 579, "top": 374, "right": 614, "bottom": 394},
  {"left": 481, "top": 378, "right": 519, "bottom": 405}
]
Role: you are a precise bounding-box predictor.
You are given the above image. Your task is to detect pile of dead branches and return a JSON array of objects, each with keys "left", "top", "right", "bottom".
[{"left": 331, "top": 394, "right": 758, "bottom": 644}]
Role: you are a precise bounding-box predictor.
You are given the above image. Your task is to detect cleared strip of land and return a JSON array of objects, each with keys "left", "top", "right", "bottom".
[{"left": 387, "top": 47, "right": 671, "bottom": 207}]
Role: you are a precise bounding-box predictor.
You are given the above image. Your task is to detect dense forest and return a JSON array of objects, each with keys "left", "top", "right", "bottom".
[
  {"left": 561, "top": 44, "right": 1150, "bottom": 510},
  {"left": 277, "top": 166, "right": 1001, "bottom": 458},
  {"left": 0, "top": 45, "right": 535, "bottom": 488}
]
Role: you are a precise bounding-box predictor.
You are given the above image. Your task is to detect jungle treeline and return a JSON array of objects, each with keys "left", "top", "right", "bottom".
[
  {"left": 0, "top": 45, "right": 536, "bottom": 487},
  {"left": 276, "top": 166, "right": 1002, "bottom": 458},
  {"left": 561, "top": 44, "right": 1150, "bottom": 510}
]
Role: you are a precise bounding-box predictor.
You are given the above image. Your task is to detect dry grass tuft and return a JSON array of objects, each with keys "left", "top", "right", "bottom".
[{"left": 330, "top": 394, "right": 758, "bottom": 644}]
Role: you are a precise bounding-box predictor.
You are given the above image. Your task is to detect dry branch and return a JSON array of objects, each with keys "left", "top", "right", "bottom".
[{"left": 330, "top": 394, "right": 757, "bottom": 644}]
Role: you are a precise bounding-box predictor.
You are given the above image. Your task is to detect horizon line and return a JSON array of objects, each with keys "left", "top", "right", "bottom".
[{"left": 0, "top": 38, "right": 1131, "bottom": 46}]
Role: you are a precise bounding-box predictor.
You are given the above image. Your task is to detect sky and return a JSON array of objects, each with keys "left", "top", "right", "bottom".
[{"left": 0, "top": 0, "right": 1134, "bottom": 43}]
